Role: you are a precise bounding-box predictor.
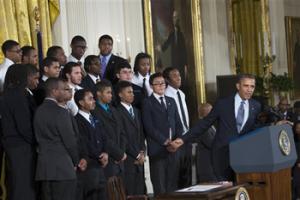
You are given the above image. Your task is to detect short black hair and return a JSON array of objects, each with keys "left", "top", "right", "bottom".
[
  {"left": 26, "top": 64, "right": 39, "bottom": 77},
  {"left": 21, "top": 46, "right": 35, "bottom": 58},
  {"left": 95, "top": 79, "right": 112, "bottom": 93},
  {"left": 133, "top": 52, "right": 151, "bottom": 75},
  {"left": 115, "top": 80, "right": 132, "bottom": 95},
  {"left": 98, "top": 34, "right": 113, "bottom": 46},
  {"left": 115, "top": 61, "right": 131, "bottom": 75},
  {"left": 1, "top": 40, "right": 19, "bottom": 55},
  {"left": 44, "top": 77, "right": 64, "bottom": 97},
  {"left": 149, "top": 72, "right": 164, "bottom": 85},
  {"left": 71, "top": 35, "right": 86, "bottom": 45},
  {"left": 74, "top": 88, "right": 93, "bottom": 109},
  {"left": 46, "top": 46, "right": 63, "bottom": 58},
  {"left": 237, "top": 73, "right": 256, "bottom": 83},
  {"left": 84, "top": 55, "right": 99, "bottom": 73},
  {"left": 163, "top": 67, "right": 179, "bottom": 80},
  {"left": 40, "top": 57, "right": 59, "bottom": 74},
  {"left": 61, "top": 62, "right": 81, "bottom": 80}
]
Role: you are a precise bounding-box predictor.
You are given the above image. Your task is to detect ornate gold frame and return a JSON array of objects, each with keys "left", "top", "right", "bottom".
[{"left": 143, "top": 0, "right": 206, "bottom": 103}]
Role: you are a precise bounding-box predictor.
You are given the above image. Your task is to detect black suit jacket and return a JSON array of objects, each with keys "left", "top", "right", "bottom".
[
  {"left": 117, "top": 104, "right": 145, "bottom": 173},
  {"left": 102, "top": 54, "right": 126, "bottom": 84},
  {"left": 142, "top": 94, "right": 183, "bottom": 158},
  {"left": 75, "top": 113, "right": 107, "bottom": 163},
  {"left": 34, "top": 99, "right": 80, "bottom": 180},
  {"left": 33, "top": 78, "right": 46, "bottom": 106},
  {"left": 182, "top": 95, "right": 261, "bottom": 180},
  {"left": 1, "top": 88, "right": 35, "bottom": 147},
  {"left": 80, "top": 75, "right": 97, "bottom": 95}
]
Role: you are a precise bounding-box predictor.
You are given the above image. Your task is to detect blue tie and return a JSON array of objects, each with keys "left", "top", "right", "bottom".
[
  {"left": 101, "top": 56, "right": 107, "bottom": 78},
  {"left": 89, "top": 114, "right": 96, "bottom": 128},
  {"left": 129, "top": 107, "right": 134, "bottom": 119},
  {"left": 236, "top": 101, "right": 245, "bottom": 133}
]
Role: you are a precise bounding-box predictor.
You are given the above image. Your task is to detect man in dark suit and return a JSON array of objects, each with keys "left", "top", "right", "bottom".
[
  {"left": 114, "top": 61, "right": 146, "bottom": 109},
  {"left": 169, "top": 74, "right": 262, "bottom": 181},
  {"left": 74, "top": 89, "right": 108, "bottom": 200},
  {"left": 115, "top": 81, "right": 146, "bottom": 195},
  {"left": 34, "top": 78, "right": 82, "bottom": 200},
  {"left": 98, "top": 34, "right": 126, "bottom": 83},
  {"left": 80, "top": 55, "right": 101, "bottom": 94},
  {"left": 142, "top": 72, "right": 183, "bottom": 195},
  {"left": 92, "top": 80, "right": 127, "bottom": 179},
  {"left": 1, "top": 64, "right": 39, "bottom": 200},
  {"left": 33, "top": 57, "right": 60, "bottom": 105}
]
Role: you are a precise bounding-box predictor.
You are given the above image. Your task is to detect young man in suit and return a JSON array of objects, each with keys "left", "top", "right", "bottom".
[
  {"left": 115, "top": 81, "right": 146, "bottom": 195},
  {"left": 114, "top": 61, "right": 145, "bottom": 109},
  {"left": 142, "top": 72, "right": 183, "bottom": 195},
  {"left": 169, "top": 73, "right": 262, "bottom": 181},
  {"left": 98, "top": 34, "right": 126, "bottom": 83},
  {"left": 92, "top": 80, "right": 127, "bottom": 179},
  {"left": 34, "top": 78, "right": 83, "bottom": 200},
  {"left": 74, "top": 89, "right": 108, "bottom": 200},
  {"left": 33, "top": 57, "right": 60, "bottom": 105},
  {"left": 62, "top": 62, "right": 83, "bottom": 116},
  {"left": 47, "top": 46, "right": 67, "bottom": 68},
  {"left": 80, "top": 55, "right": 101, "bottom": 94},
  {"left": 163, "top": 67, "right": 191, "bottom": 188},
  {"left": 21, "top": 46, "right": 38, "bottom": 67},
  {"left": 67, "top": 35, "right": 87, "bottom": 75}
]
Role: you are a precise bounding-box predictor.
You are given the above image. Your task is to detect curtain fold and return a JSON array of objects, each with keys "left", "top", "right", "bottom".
[{"left": 0, "top": 0, "right": 60, "bottom": 63}]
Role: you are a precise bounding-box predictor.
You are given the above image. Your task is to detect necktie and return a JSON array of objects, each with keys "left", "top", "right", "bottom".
[
  {"left": 96, "top": 78, "right": 100, "bottom": 83},
  {"left": 129, "top": 107, "right": 134, "bottom": 119},
  {"left": 236, "top": 101, "right": 245, "bottom": 133},
  {"left": 160, "top": 97, "right": 167, "bottom": 110},
  {"left": 100, "top": 56, "right": 107, "bottom": 78},
  {"left": 142, "top": 78, "right": 148, "bottom": 96},
  {"left": 177, "top": 91, "right": 188, "bottom": 129},
  {"left": 89, "top": 114, "right": 96, "bottom": 128}
]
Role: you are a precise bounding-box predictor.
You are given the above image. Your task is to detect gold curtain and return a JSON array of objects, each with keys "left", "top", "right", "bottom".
[{"left": 0, "top": 0, "right": 60, "bottom": 63}]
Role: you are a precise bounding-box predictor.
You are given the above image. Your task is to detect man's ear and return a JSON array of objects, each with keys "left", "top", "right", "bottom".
[{"left": 236, "top": 82, "right": 240, "bottom": 91}]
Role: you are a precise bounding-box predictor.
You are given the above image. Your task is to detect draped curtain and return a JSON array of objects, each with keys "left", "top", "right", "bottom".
[{"left": 0, "top": 0, "right": 60, "bottom": 62}]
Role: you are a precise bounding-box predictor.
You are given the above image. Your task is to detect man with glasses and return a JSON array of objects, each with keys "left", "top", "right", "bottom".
[
  {"left": 142, "top": 72, "right": 183, "bottom": 196},
  {"left": 0, "top": 40, "right": 22, "bottom": 92},
  {"left": 68, "top": 35, "right": 87, "bottom": 76}
]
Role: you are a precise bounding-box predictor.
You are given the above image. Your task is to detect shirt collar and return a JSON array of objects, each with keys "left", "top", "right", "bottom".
[
  {"left": 25, "top": 87, "right": 33, "bottom": 96},
  {"left": 88, "top": 73, "right": 100, "bottom": 84},
  {"left": 166, "top": 85, "right": 178, "bottom": 94},
  {"left": 4, "top": 58, "right": 14, "bottom": 66},
  {"left": 137, "top": 72, "right": 149, "bottom": 80},
  {"left": 68, "top": 54, "right": 85, "bottom": 64},
  {"left": 100, "top": 53, "right": 112, "bottom": 62},
  {"left": 42, "top": 75, "right": 49, "bottom": 82},
  {"left": 153, "top": 92, "right": 164, "bottom": 101},
  {"left": 78, "top": 110, "right": 91, "bottom": 122},
  {"left": 121, "top": 102, "right": 132, "bottom": 111},
  {"left": 235, "top": 93, "right": 249, "bottom": 105}
]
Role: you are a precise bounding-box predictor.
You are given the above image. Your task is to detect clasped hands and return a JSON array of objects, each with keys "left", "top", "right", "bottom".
[
  {"left": 134, "top": 151, "right": 145, "bottom": 165},
  {"left": 164, "top": 138, "right": 184, "bottom": 153}
]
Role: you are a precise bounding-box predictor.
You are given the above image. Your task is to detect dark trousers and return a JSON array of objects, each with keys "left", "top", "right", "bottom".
[
  {"left": 149, "top": 153, "right": 179, "bottom": 196},
  {"left": 5, "top": 144, "right": 36, "bottom": 200},
  {"left": 124, "top": 167, "right": 145, "bottom": 195},
  {"left": 77, "top": 165, "right": 107, "bottom": 200},
  {"left": 178, "top": 144, "right": 192, "bottom": 188},
  {"left": 212, "top": 146, "right": 234, "bottom": 181},
  {"left": 41, "top": 180, "right": 77, "bottom": 200}
]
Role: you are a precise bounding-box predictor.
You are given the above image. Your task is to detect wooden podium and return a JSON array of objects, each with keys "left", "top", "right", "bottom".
[{"left": 230, "top": 124, "right": 297, "bottom": 200}]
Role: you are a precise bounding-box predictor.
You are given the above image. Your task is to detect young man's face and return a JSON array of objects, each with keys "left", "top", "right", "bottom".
[
  {"left": 7, "top": 45, "right": 22, "bottom": 63},
  {"left": 151, "top": 76, "right": 166, "bottom": 95},
  {"left": 71, "top": 40, "right": 87, "bottom": 59},
  {"left": 79, "top": 91, "right": 96, "bottom": 111},
  {"left": 44, "top": 61, "right": 60, "bottom": 78},
  {"left": 167, "top": 69, "right": 181, "bottom": 89},
  {"left": 119, "top": 86, "right": 134, "bottom": 105},
  {"left": 23, "top": 49, "right": 38, "bottom": 66},
  {"left": 27, "top": 72, "right": 40, "bottom": 90},
  {"left": 99, "top": 38, "right": 113, "bottom": 56},
  {"left": 68, "top": 66, "right": 82, "bottom": 85},
  {"left": 88, "top": 58, "right": 101, "bottom": 76},
  {"left": 236, "top": 78, "right": 255, "bottom": 100},
  {"left": 56, "top": 48, "right": 67, "bottom": 66},
  {"left": 97, "top": 87, "right": 112, "bottom": 104},
  {"left": 138, "top": 58, "right": 151, "bottom": 76},
  {"left": 117, "top": 68, "right": 133, "bottom": 81}
]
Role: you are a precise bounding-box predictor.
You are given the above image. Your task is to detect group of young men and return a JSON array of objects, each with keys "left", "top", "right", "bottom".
[{"left": 0, "top": 34, "right": 193, "bottom": 200}]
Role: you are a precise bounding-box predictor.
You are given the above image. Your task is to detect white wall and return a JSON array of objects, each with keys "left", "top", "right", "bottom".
[{"left": 52, "top": 0, "right": 145, "bottom": 66}]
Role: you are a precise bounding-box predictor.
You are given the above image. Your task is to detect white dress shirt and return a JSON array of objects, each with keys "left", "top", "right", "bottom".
[
  {"left": 68, "top": 54, "right": 85, "bottom": 74},
  {"left": 153, "top": 92, "right": 167, "bottom": 107},
  {"left": 87, "top": 73, "right": 100, "bottom": 84},
  {"left": 0, "top": 58, "right": 14, "bottom": 92},
  {"left": 132, "top": 72, "right": 152, "bottom": 96},
  {"left": 78, "top": 110, "right": 92, "bottom": 123},
  {"left": 234, "top": 93, "right": 249, "bottom": 130},
  {"left": 66, "top": 83, "right": 83, "bottom": 116},
  {"left": 165, "top": 85, "right": 189, "bottom": 134}
]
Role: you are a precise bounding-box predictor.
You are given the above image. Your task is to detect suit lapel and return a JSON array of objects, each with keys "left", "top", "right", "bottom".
[
  {"left": 228, "top": 96, "right": 238, "bottom": 133},
  {"left": 240, "top": 99, "right": 255, "bottom": 134},
  {"left": 119, "top": 105, "right": 137, "bottom": 128},
  {"left": 150, "top": 94, "right": 167, "bottom": 113}
]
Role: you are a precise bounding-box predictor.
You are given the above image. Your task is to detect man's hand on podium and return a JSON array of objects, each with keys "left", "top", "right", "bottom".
[
  {"left": 167, "top": 138, "right": 184, "bottom": 152},
  {"left": 276, "top": 120, "right": 294, "bottom": 126}
]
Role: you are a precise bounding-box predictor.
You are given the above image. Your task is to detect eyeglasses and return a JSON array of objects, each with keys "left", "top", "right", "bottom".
[
  {"left": 152, "top": 82, "right": 166, "bottom": 86},
  {"left": 9, "top": 49, "right": 22, "bottom": 54}
]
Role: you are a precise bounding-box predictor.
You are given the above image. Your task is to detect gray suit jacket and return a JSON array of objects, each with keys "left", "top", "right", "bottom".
[{"left": 34, "top": 99, "right": 79, "bottom": 181}]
